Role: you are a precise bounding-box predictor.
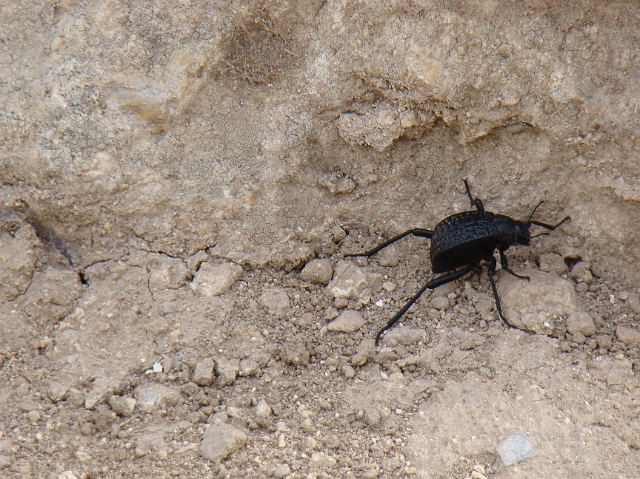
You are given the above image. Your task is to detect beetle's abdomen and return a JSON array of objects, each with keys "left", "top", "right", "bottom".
[{"left": 430, "top": 212, "right": 500, "bottom": 273}]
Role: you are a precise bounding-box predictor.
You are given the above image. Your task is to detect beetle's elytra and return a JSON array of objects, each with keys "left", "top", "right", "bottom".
[{"left": 345, "top": 179, "right": 570, "bottom": 344}]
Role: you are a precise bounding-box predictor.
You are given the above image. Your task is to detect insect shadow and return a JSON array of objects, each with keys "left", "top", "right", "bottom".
[{"left": 345, "top": 179, "right": 570, "bottom": 344}]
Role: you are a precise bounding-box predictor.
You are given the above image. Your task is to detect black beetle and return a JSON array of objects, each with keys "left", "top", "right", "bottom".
[{"left": 345, "top": 179, "right": 570, "bottom": 344}]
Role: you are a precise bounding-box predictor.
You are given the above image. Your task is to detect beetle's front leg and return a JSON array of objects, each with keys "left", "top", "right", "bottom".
[
  {"left": 487, "top": 256, "right": 517, "bottom": 329},
  {"left": 499, "top": 249, "right": 529, "bottom": 280}
]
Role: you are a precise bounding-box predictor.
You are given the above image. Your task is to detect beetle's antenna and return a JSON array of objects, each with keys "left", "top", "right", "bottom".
[
  {"left": 530, "top": 232, "right": 550, "bottom": 239},
  {"left": 526, "top": 201, "right": 545, "bottom": 224}
]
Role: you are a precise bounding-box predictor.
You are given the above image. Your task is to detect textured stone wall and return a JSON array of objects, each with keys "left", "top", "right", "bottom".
[{"left": 2, "top": 1, "right": 639, "bottom": 281}]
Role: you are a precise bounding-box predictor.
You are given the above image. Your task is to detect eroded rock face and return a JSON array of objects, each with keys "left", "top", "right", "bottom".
[
  {"left": 0, "top": 225, "right": 39, "bottom": 302},
  {"left": 1, "top": 1, "right": 638, "bottom": 280}
]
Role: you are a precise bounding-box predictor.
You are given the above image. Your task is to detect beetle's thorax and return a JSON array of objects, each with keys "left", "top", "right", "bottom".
[{"left": 493, "top": 214, "right": 531, "bottom": 247}]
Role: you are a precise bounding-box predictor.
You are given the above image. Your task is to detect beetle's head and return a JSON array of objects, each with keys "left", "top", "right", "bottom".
[{"left": 514, "top": 221, "right": 531, "bottom": 245}]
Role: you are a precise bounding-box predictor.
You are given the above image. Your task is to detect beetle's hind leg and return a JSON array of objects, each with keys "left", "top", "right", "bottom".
[
  {"left": 375, "top": 265, "right": 474, "bottom": 344},
  {"left": 344, "top": 228, "right": 432, "bottom": 258}
]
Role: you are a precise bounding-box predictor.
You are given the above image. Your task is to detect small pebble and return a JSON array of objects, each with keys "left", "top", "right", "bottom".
[
  {"left": 331, "top": 226, "right": 346, "bottom": 242},
  {"left": 616, "top": 326, "right": 640, "bottom": 347},
  {"left": 570, "top": 261, "right": 592, "bottom": 284},
  {"left": 109, "top": 396, "right": 136, "bottom": 417},
  {"left": 298, "top": 312, "right": 315, "bottom": 327},
  {"left": 539, "top": 253, "right": 568, "bottom": 274},
  {"left": 216, "top": 358, "right": 240, "bottom": 386},
  {"left": 570, "top": 332, "right": 587, "bottom": 345},
  {"left": 200, "top": 423, "right": 248, "bottom": 462},
  {"left": 260, "top": 289, "right": 290, "bottom": 315},
  {"left": 301, "top": 259, "right": 334, "bottom": 285},
  {"left": 431, "top": 296, "right": 449, "bottom": 310},
  {"left": 255, "top": 400, "right": 272, "bottom": 421},
  {"left": 596, "top": 335, "right": 612, "bottom": 350},
  {"left": 566, "top": 311, "right": 596, "bottom": 337},
  {"left": 239, "top": 359, "right": 260, "bottom": 377},
  {"left": 273, "top": 464, "right": 291, "bottom": 479},
  {"left": 194, "top": 358, "right": 216, "bottom": 386},
  {"left": 382, "top": 282, "right": 396, "bottom": 292},
  {"left": 27, "top": 410, "right": 41, "bottom": 422},
  {"left": 377, "top": 248, "right": 399, "bottom": 267},
  {"left": 190, "top": 262, "right": 242, "bottom": 297},
  {"left": 309, "top": 452, "right": 337, "bottom": 470},
  {"left": 334, "top": 297, "right": 349, "bottom": 309},
  {"left": 342, "top": 365, "right": 356, "bottom": 379},
  {"left": 282, "top": 343, "right": 311, "bottom": 367},
  {"left": 326, "top": 310, "right": 365, "bottom": 332}
]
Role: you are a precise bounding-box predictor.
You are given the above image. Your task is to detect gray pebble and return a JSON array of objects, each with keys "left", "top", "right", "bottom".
[
  {"left": 331, "top": 226, "right": 346, "bottom": 242},
  {"left": 27, "top": 410, "right": 42, "bottom": 422},
  {"left": 375, "top": 347, "right": 400, "bottom": 364},
  {"left": 382, "top": 281, "right": 397, "bottom": 292},
  {"left": 363, "top": 407, "right": 382, "bottom": 427},
  {"left": 46, "top": 382, "right": 70, "bottom": 403},
  {"left": 180, "top": 382, "right": 200, "bottom": 396},
  {"left": 496, "top": 431, "right": 537, "bottom": 466},
  {"left": 498, "top": 270, "right": 577, "bottom": 334},
  {"left": 65, "top": 388, "right": 86, "bottom": 408},
  {"left": 351, "top": 338, "right": 376, "bottom": 366},
  {"left": 569, "top": 332, "right": 587, "bottom": 344}
]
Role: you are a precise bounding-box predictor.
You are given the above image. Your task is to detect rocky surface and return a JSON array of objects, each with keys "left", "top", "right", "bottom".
[{"left": 1, "top": 1, "right": 640, "bottom": 478}]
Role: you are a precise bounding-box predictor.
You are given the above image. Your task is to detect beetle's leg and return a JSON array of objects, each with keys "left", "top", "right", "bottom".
[
  {"left": 529, "top": 216, "right": 570, "bottom": 230},
  {"left": 375, "top": 265, "right": 474, "bottom": 344},
  {"left": 487, "top": 256, "right": 517, "bottom": 329},
  {"left": 498, "top": 249, "right": 529, "bottom": 281},
  {"left": 344, "top": 228, "right": 432, "bottom": 258},
  {"left": 463, "top": 179, "right": 484, "bottom": 214}
]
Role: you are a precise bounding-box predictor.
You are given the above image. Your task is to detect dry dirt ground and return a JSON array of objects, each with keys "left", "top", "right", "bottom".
[{"left": 2, "top": 1, "right": 640, "bottom": 479}]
